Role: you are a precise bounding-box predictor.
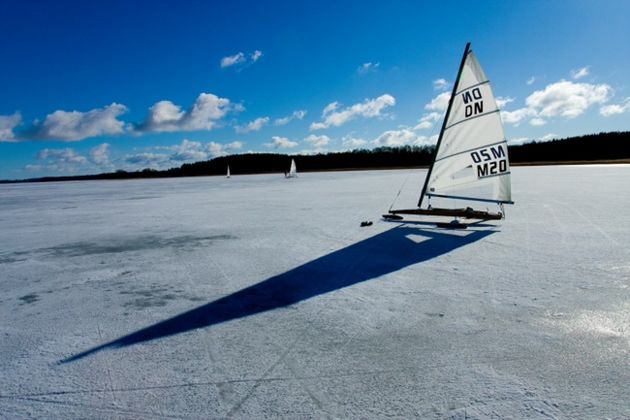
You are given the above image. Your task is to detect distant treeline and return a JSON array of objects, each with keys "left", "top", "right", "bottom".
[
  {"left": 2, "top": 131, "right": 628, "bottom": 183},
  {"left": 509, "top": 131, "right": 629, "bottom": 164}
]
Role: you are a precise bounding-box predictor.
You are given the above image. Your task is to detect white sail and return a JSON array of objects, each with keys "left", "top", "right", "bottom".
[
  {"left": 226, "top": 165, "right": 230, "bottom": 178},
  {"left": 424, "top": 47, "right": 512, "bottom": 205},
  {"left": 287, "top": 159, "right": 297, "bottom": 178}
]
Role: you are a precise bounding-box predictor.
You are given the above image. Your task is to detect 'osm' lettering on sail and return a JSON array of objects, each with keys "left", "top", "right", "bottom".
[{"left": 470, "top": 144, "right": 508, "bottom": 178}]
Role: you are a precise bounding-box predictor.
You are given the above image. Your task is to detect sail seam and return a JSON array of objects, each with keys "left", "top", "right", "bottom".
[
  {"left": 454, "top": 80, "right": 490, "bottom": 96},
  {"left": 444, "top": 109, "right": 501, "bottom": 132},
  {"left": 435, "top": 140, "right": 507, "bottom": 163},
  {"left": 430, "top": 171, "right": 510, "bottom": 190},
  {"left": 426, "top": 190, "right": 514, "bottom": 204}
]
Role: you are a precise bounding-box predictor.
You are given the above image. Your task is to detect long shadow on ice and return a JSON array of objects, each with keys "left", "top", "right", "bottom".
[{"left": 61, "top": 225, "right": 494, "bottom": 363}]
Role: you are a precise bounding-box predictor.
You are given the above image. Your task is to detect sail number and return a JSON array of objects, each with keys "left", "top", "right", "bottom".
[
  {"left": 462, "top": 87, "right": 483, "bottom": 118},
  {"left": 470, "top": 145, "right": 508, "bottom": 178}
]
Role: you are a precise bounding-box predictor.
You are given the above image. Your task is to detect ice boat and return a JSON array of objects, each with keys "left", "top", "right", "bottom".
[
  {"left": 286, "top": 159, "right": 298, "bottom": 178},
  {"left": 384, "top": 42, "right": 514, "bottom": 222}
]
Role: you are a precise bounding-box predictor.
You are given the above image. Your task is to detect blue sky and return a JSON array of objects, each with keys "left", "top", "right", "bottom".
[{"left": 1, "top": 0, "right": 629, "bottom": 179}]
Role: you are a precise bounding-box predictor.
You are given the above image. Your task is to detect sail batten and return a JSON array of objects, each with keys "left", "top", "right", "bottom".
[
  {"left": 454, "top": 80, "right": 490, "bottom": 96},
  {"left": 426, "top": 192, "right": 514, "bottom": 205},
  {"left": 435, "top": 140, "right": 507, "bottom": 163},
  {"left": 443, "top": 109, "right": 502, "bottom": 132}
]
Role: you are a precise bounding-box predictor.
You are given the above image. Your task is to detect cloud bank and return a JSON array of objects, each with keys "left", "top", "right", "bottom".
[
  {"left": 137, "top": 93, "right": 232, "bottom": 133},
  {"left": 265, "top": 136, "right": 298, "bottom": 149},
  {"left": 500, "top": 80, "right": 611, "bottom": 126},
  {"left": 25, "top": 104, "right": 128, "bottom": 142},
  {"left": 310, "top": 94, "right": 395, "bottom": 130}
]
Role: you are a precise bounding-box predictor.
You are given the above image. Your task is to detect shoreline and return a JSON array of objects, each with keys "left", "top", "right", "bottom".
[{"left": 2, "top": 159, "right": 630, "bottom": 184}]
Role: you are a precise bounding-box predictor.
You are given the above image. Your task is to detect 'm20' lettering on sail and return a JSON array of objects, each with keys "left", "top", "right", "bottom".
[{"left": 471, "top": 145, "right": 508, "bottom": 178}]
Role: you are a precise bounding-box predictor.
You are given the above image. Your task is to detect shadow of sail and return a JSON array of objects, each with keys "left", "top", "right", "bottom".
[{"left": 61, "top": 225, "right": 494, "bottom": 363}]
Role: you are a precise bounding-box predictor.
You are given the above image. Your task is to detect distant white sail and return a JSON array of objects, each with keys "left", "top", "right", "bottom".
[
  {"left": 286, "top": 159, "right": 297, "bottom": 178},
  {"left": 424, "top": 47, "right": 512, "bottom": 204},
  {"left": 226, "top": 165, "right": 230, "bottom": 178}
]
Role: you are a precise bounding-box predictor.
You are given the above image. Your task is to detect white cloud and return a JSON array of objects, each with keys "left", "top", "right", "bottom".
[
  {"left": 526, "top": 80, "right": 610, "bottom": 119},
  {"left": 413, "top": 112, "right": 441, "bottom": 130},
  {"left": 163, "top": 139, "right": 243, "bottom": 160},
  {"left": 125, "top": 152, "right": 169, "bottom": 166},
  {"left": 529, "top": 117, "right": 547, "bottom": 126},
  {"left": 433, "top": 78, "right": 449, "bottom": 90},
  {"left": 90, "top": 143, "right": 111, "bottom": 166},
  {"left": 357, "top": 62, "right": 380, "bottom": 75},
  {"left": 425, "top": 92, "right": 451, "bottom": 112},
  {"left": 310, "top": 94, "right": 395, "bottom": 130},
  {"left": 413, "top": 121, "right": 433, "bottom": 130},
  {"left": 322, "top": 102, "right": 338, "bottom": 115},
  {"left": 224, "top": 140, "right": 243, "bottom": 151},
  {"left": 508, "top": 136, "right": 529, "bottom": 145},
  {"left": 570, "top": 66, "right": 590, "bottom": 80},
  {"left": 168, "top": 139, "right": 208, "bottom": 161},
  {"left": 526, "top": 76, "right": 536, "bottom": 85},
  {"left": 138, "top": 93, "right": 231, "bottom": 133},
  {"left": 25, "top": 164, "right": 44, "bottom": 172},
  {"left": 416, "top": 134, "right": 439, "bottom": 147},
  {"left": 220, "top": 52, "right": 245, "bottom": 68},
  {"left": 221, "top": 50, "right": 263, "bottom": 69},
  {"left": 235, "top": 117, "right": 269, "bottom": 133},
  {"left": 274, "top": 110, "right": 306, "bottom": 126},
  {"left": 496, "top": 96, "right": 515, "bottom": 109},
  {"left": 540, "top": 133, "right": 558, "bottom": 142},
  {"left": 501, "top": 80, "right": 612, "bottom": 126},
  {"left": 265, "top": 136, "right": 298, "bottom": 149},
  {"left": 0, "top": 112, "right": 21, "bottom": 141},
  {"left": 373, "top": 129, "right": 419, "bottom": 147},
  {"left": 500, "top": 107, "right": 536, "bottom": 126},
  {"left": 31, "top": 104, "right": 128, "bottom": 141},
  {"left": 143, "top": 101, "right": 183, "bottom": 126},
  {"left": 206, "top": 140, "right": 243, "bottom": 157},
  {"left": 27, "top": 144, "right": 111, "bottom": 174},
  {"left": 600, "top": 98, "right": 630, "bottom": 117},
  {"left": 376, "top": 130, "right": 435, "bottom": 147},
  {"left": 37, "top": 147, "right": 87, "bottom": 164},
  {"left": 0, "top": 113, "right": 20, "bottom": 141},
  {"left": 126, "top": 139, "right": 243, "bottom": 170},
  {"left": 304, "top": 134, "right": 330, "bottom": 148},
  {"left": 341, "top": 136, "right": 368, "bottom": 148}
]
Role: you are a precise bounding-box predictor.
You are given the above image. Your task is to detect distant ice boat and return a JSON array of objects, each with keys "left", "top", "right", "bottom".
[
  {"left": 226, "top": 165, "right": 230, "bottom": 178},
  {"left": 384, "top": 42, "right": 514, "bottom": 223},
  {"left": 286, "top": 159, "right": 297, "bottom": 178}
]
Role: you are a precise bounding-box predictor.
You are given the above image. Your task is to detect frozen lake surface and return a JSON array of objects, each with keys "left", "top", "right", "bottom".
[{"left": 1, "top": 166, "right": 629, "bottom": 419}]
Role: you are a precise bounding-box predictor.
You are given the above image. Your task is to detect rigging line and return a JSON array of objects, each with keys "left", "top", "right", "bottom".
[
  {"left": 389, "top": 115, "right": 441, "bottom": 211},
  {"left": 388, "top": 170, "right": 412, "bottom": 211}
]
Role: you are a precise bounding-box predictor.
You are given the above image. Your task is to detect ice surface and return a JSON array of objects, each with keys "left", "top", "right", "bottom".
[{"left": 1, "top": 167, "right": 629, "bottom": 418}]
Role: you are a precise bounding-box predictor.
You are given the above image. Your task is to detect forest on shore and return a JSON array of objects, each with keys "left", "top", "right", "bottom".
[{"left": 2, "top": 131, "right": 628, "bottom": 183}]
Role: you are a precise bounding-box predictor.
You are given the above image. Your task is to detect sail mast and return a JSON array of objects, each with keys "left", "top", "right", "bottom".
[{"left": 418, "top": 42, "right": 471, "bottom": 207}]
